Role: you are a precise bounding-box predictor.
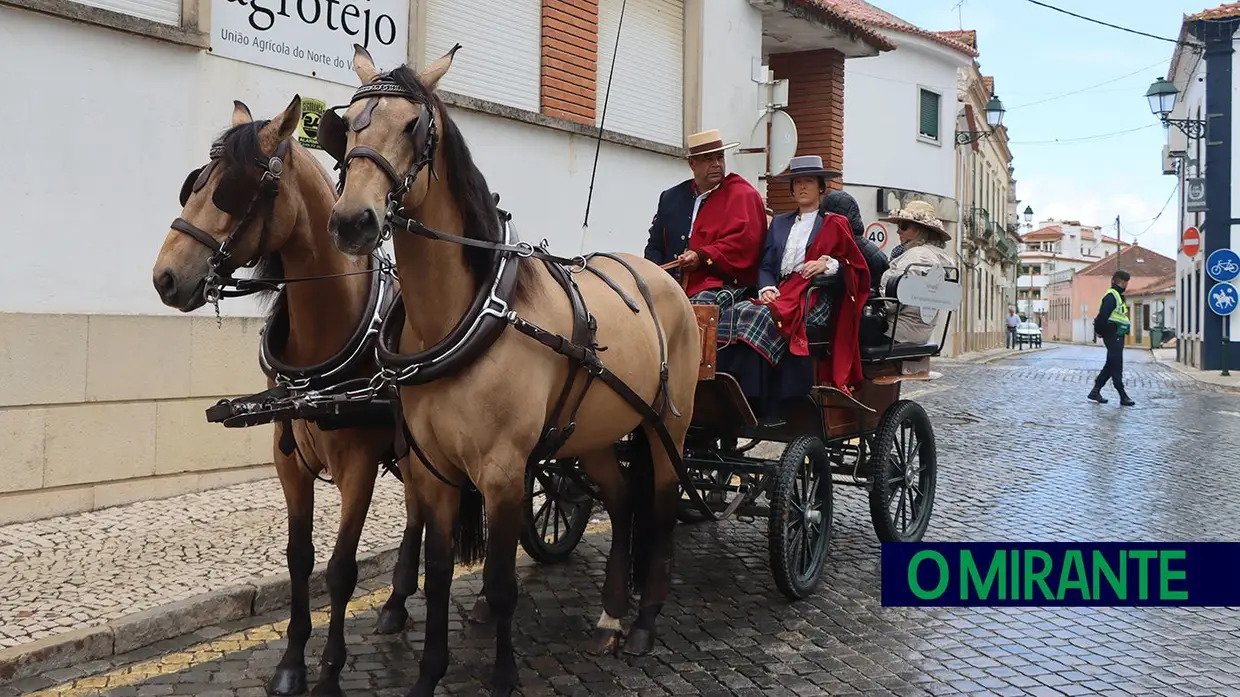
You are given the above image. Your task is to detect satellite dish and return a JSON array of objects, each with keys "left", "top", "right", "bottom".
[{"left": 734, "top": 109, "right": 799, "bottom": 189}]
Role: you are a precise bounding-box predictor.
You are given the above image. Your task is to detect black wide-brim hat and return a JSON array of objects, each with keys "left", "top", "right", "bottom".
[{"left": 769, "top": 154, "right": 842, "bottom": 181}]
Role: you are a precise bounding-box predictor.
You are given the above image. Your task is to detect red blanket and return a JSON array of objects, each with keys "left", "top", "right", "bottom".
[
  {"left": 683, "top": 173, "right": 768, "bottom": 297},
  {"left": 767, "top": 213, "right": 871, "bottom": 392}
]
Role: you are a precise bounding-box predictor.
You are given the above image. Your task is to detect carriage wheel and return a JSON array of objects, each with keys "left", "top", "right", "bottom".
[
  {"left": 768, "top": 435, "right": 833, "bottom": 601},
  {"left": 519, "top": 459, "right": 592, "bottom": 564},
  {"left": 867, "top": 400, "right": 937, "bottom": 543}
]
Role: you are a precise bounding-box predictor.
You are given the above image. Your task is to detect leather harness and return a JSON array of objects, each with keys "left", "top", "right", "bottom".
[{"left": 320, "top": 71, "right": 722, "bottom": 519}]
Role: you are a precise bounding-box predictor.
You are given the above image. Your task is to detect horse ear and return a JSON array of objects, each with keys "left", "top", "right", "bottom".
[
  {"left": 260, "top": 94, "right": 302, "bottom": 150},
  {"left": 353, "top": 44, "right": 379, "bottom": 84},
  {"left": 419, "top": 43, "right": 461, "bottom": 92},
  {"left": 232, "top": 100, "right": 253, "bottom": 127}
]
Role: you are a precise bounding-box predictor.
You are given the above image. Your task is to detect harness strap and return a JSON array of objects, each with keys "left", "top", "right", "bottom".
[
  {"left": 506, "top": 313, "right": 717, "bottom": 519},
  {"left": 391, "top": 400, "right": 465, "bottom": 489}
]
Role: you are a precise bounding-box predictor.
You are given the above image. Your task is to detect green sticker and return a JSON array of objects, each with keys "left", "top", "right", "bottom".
[{"left": 298, "top": 97, "right": 326, "bottom": 150}]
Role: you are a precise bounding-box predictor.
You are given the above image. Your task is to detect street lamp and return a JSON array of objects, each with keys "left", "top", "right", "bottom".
[
  {"left": 1023, "top": 205, "right": 1033, "bottom": 227},
  {"left": 956, "top": 94, "right": 1007, "bottom": 145},
  {"left": 1145, "top": 76, "right": 1206, "bottom": 139}
]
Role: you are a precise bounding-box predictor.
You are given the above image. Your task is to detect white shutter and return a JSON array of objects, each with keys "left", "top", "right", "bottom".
[
  {"left": 74, "top": 0, "right": 179, "bottom": 25},
  {"left": 596, "top": 0, "right": 683, "bottom": 147},
  {"left": 424, "top": 0, "right": 541, "bottom": 113}
]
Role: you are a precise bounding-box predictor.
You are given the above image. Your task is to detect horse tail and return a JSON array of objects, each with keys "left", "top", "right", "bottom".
[
  {"left": 625, "top": 429, "right": 656, "bottom": 592},
  {"left": 453, "top": 485, "right": 487, "bottom": 566}
]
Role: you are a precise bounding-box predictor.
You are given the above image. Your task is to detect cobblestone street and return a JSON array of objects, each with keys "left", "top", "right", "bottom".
[{"left": 8, "top": 344, "right": 1240, "bottom": 697}]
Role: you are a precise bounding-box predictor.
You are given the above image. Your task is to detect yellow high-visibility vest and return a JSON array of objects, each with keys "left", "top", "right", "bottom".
[{"left": 1104, "top": 287, "right": 1130, "bottom": 336}]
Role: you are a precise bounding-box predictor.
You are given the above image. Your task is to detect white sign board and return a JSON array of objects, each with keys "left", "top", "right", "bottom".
[
  {"left": 210, "top": 0, "right": 410, "bottom": 87},
  {"left": 896, "top": 264, "right": 962, "bottom": 312}
]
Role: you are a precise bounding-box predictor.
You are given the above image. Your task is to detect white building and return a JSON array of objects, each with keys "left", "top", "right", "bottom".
[
  {"left": 1016, "top": 219, "right": 1130, "bottom": 319},
  {"left": 834, "top": 3, "right": 975, "bottom": 256},
  {"left": 0, "top": 0, "right": 887, "bottom": 522}
]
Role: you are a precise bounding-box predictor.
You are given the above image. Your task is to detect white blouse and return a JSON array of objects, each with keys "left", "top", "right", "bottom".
[{"left": 760, "top": 213, "right": 839, "bottom": 295}]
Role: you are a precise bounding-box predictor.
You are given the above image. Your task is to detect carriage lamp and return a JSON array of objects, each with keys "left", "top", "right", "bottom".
[
  {"left": 955, "top": 95, "right": 1006, "bottom": 145},
  {"left": 1023, "top": 205, "right": 1034, "bottom": 226},
  {"left": 1145, "top": 77, "right": 1206, "bottom": 139}
]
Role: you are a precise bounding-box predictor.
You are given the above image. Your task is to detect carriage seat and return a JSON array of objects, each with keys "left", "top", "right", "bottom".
[{"left": 858, "top": 273, "right": 939, "bottom": 362}]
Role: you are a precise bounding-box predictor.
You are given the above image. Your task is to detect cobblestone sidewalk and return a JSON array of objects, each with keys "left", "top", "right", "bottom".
[{"left": 0, "top": 473, "right": 414, "bottom": 651}]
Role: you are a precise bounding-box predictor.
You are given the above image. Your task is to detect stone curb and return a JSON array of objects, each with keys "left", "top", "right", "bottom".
[
  {"left": 1148, "top": 347, "right": 1240, "bottom": 393},
  {"left": 0, "top": 543, "right": 402, "bottom": 686}
]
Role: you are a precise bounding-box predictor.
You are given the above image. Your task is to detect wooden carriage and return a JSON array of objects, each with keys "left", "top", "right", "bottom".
[{"left": 519, "top": 263, "right": 961, "bottom": 601}]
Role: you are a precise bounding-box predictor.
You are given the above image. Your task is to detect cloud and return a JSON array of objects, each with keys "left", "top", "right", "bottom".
[{"left": 1020, "top": 176, "right": 1179, "bottom": 260}]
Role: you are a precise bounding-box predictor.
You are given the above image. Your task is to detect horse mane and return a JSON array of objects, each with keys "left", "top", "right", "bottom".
[{"left": 387, "top": 65, "right": 533, "bottom": 296}]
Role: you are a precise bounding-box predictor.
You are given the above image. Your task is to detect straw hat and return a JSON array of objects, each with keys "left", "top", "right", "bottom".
[
  {"left": 686, "top": 128, "right": 740, "bottom": 158},
  {"left": 769, "top": 154, "right": 841, "bottom": 181},
  {"left": 879, "top": 200, "right": 951, "bottom": 242}
]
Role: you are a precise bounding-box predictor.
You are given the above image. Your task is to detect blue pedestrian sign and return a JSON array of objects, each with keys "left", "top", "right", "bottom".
[
  {"left": 1207, "top": 248, "right": 1240, "bottom": 283},
  {"left": 1208, "top": 281, "right": 1239, "bottom": 316}
]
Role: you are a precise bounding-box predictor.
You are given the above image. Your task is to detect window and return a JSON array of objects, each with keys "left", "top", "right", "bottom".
[
  {"left": 425, "top": 0, "right": 541, "bottom": 112},
  {"left": 76, "top": 0, "right": 179, "bottom": 24},
  {"left": 597, "top": 0, "right": 685, "bottom": 146},
  {"left": 918, "top": 88, "right": 940, "bottom": 141}
]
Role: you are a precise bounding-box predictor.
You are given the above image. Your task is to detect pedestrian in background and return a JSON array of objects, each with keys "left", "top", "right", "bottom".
[
  {"left": 1007, "top": 306, "right": 1020, "bottom": 349},
  {"left": 1089, "top": 270, "right": 1135, "bottom": 406}
]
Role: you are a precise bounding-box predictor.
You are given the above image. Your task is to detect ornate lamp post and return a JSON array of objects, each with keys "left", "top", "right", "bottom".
[
  {"left": 1145, "top": 77, "right": 1206, "bottom": 139},
  {"left": 956, "top": 95, "right": 1006, "bottom": 145}
]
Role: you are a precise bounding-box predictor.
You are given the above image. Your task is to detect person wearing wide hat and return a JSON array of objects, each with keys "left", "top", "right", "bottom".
[
  {"left": 876, "top": 200, "right": 958, "bottom": 374},
  {"left": 710, "top": 154, "right": 872, "bottom": 425},
  {"left": 644, "top": 128, "right": 767, "bottom": 307}
]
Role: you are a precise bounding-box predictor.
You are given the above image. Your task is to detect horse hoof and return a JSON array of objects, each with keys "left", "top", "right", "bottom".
[
  {"left": 587, "top": 627, "right": 623, "bottom": 656},
  {"left": 469, "top": 596, "right": 493, "bottom": 624},
  {"left": 266, "top": 666, "right": 308, "bottom": 696},
  {"left": 375, "top": 605, "right": 409, "bottom": 634},
  {"left": 623, "top": 627, "right": 656, "bottom": 656}
]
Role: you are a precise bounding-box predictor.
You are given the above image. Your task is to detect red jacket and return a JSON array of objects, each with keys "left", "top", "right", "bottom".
[{"left": 682, "top": 173, "right": 767, "bottom": 297}]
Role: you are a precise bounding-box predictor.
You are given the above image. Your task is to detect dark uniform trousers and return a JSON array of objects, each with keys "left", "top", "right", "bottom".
[{"left": 1094, "top": 332, "right": 1126, "bottom": 396}]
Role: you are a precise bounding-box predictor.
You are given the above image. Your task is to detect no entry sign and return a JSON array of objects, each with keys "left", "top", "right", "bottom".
[{"left": 1184, "top": 226, "right": 1201, "bottom": 258}]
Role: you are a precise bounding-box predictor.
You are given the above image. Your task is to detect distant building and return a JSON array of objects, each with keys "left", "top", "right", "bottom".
[
  {"left": 1044, "top": 245, "right": 1176, "bottom": 344},
  {"left": 1017, "top": 219, "right": 1132, "bottom": 322}
]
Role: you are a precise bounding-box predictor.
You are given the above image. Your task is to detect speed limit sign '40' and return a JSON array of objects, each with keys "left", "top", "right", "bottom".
[{"left": 865, "top": 222, "right": 891, "bottom": 252}]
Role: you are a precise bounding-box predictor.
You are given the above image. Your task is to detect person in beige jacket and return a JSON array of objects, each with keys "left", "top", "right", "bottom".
[{"left": 876, "top": 200, "right": 957, "bottom": 375}]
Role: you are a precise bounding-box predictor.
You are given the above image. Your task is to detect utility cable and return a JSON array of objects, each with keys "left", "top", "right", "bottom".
[
  {"left": 1020, "top": 0, "right": 1179, "bottom": 43},
  {"left": 1127, "top": 182, "right": 1180, "bottom": 238},
  {"left": 1008, "top": 123, "right": 1157, "bottom": 145},
  {"left": 1007, "top": 60, "right": 1169, "bottom": 110}
]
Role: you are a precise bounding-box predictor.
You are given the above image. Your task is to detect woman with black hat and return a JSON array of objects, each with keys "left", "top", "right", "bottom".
[{"left": 713, "top": 156, "right": 871, "bottom": 426}]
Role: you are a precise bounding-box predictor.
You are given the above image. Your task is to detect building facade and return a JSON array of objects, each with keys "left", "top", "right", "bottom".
[
  {"left": 0, "top": 0, "right": 888, "bottom": 523},
  {"left": 952, "top": 42, "right": 1020, "bottom": 354},
  {"left": 1017, "top": 219, "right": 1131, "bottom": 325},
  {"left": 1043, "top": 245, "right": 1176, "bottom": 345}
]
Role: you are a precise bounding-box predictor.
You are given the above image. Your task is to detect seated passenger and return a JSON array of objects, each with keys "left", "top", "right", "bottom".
[
  {"left": 875, "top": 200, "right": 958, "bottom": 374},
  {"left": 819, "top": 190, "right": 890, "bottom": 290},
  {"left": 644, "top": 128, "right": 767, "bottom": 309},
  {"left": 712, "top": 155, "right": 871, "bottom": 426}
]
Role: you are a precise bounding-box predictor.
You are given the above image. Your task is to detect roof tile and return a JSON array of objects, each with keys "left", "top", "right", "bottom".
[
  {"left": 1189, "top": 3, "right": 1240, "bottom": 20},
  {"left": 784, "top": 0, "right": 898, "bottom": 52},
  {"left": 815, "top": 0, "right": 980, "bottom": 57}
]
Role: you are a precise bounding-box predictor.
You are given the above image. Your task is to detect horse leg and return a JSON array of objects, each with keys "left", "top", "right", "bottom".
[
  {"left": 377, "top": 456, "right": 422, "bottom": 635},
  {"left": 269, "top": 437, "right": 316, "bottom": 696},
  {"left": 623, "top": 422, "right": 685, "bottom": 656},
  {"left": 578, "top": 447, "right": 632, "bottom": 656},
  {"left": 310, "top": 452, "right": 379, "bottom": 696},
  {"left": 478, "top": 464, "right": 524, "bottom": 697},
  {"left": 406, "top": 480, "right": 462, "bottom": 697}
]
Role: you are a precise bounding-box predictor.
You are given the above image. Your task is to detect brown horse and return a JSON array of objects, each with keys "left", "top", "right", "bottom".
[
  {"left": 150, "top": 97, "right": 427, "bottom": 697},
  {"left": 321, "top": 44, "right": 702, "bottom": 696}
]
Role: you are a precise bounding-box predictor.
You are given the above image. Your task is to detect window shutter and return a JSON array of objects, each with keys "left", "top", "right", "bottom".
[
  {"left": 596, "top": 0, "right": 684, "bottom": 146},
  {"left": 76, "top": 0, "right": 179, "bottom": 25},
  {"left": 919, "top": 89, "right": 940, "bottom": 140},
  {"left": 424, "top": 0, "right": 541, "bottom": 112}
]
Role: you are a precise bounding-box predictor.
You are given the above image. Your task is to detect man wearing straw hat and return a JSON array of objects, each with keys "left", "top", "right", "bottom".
[{"left": 644, "top": 128, "right": 768, "bottom": 307}]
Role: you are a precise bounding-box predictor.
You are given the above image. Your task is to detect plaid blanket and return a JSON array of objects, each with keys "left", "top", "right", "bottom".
[
  {"left": 714, "top": 291, "right": 834, "bottom": 366},
  {"left": 689, "top": 286, "right": 747, "bottom": 311}
]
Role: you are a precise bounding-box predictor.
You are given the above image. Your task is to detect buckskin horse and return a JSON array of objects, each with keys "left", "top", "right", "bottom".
[
  {"left": 318, "top": 45, "right": 702, "bottom": 696},
  {"left": 151, "top": 97, "right": 434, "bottom": 697}
]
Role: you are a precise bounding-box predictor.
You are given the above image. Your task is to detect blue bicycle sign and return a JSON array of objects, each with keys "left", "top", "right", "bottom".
[
  {"left": 1208, "top": 248, "right": 1240, "bottom": 283},
  {"left": 1209, "top": 281, "right": 1239, "bottom": 316}
]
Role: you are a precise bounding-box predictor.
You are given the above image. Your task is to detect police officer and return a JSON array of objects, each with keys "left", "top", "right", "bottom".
[{"left": 1089, "top": 270, "right": 1135, "bottom": 406}]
